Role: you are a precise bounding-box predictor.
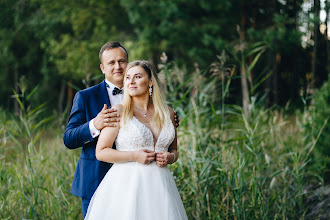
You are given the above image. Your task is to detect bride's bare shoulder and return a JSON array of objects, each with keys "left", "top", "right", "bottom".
[{"left": 111, "top": 104, "right": 123, "bottom": 114}]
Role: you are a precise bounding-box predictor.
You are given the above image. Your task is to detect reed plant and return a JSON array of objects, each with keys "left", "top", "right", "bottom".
[
  {"left": 0, "top": 132, "right": 82, "bottom": 219},
  {"left": 0, "top": 57, "right": 325, "bottom": 219},
  {"left": 159, "top": 55, "right": 322, "bottom": 219},
  {"left": 0, "top": 85, "right": 81, "bottom": 219}
]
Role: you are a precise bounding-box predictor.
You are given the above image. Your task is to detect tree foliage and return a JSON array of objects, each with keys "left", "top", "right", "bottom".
[
  {"left": 120, "top": 0, "right": 235, "bottom": 66},
  {"left": 0, "top": 0, "right": 328, "bottom": 112}
]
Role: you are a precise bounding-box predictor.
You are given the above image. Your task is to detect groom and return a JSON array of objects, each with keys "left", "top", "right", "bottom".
[
  {"left": 63, "top": 41, "right": 128, "bottom": 218},
  {"left": 63, "top": 41, "right": 178, "bottom": 218}
]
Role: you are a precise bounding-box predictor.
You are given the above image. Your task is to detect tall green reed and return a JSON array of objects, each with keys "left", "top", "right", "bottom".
[
  {"left": 0, "top": 55, "right": 325, "bottom": 219},
  {"left": 159, "top": 53, "right": 321, "bottom": 219},
  {"left": 0, "top": 83, "right": 81, "bottom": 219},
  {"left": 4, "top": 79, "right": 52, "bottom": 154},
  {"left": 0, "top": 134, "right": 81, "bottom": 219}
]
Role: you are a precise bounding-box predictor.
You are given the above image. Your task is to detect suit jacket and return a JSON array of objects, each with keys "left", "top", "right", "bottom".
[{"left": 63, "top": 80, "right": 113, "bottom": 199}]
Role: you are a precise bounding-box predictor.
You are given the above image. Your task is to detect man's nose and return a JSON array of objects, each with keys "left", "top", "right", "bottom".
[{"left": 114, "top": 62, "right": 121, "bottom": 69}]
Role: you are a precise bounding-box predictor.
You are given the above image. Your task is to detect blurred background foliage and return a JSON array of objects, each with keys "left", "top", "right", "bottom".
[
  {"left": 0, "top": 0, "right": 329, "bottom": 219},
  {"left": 0, "top": 0, "right": 328, "bottom": 112}
]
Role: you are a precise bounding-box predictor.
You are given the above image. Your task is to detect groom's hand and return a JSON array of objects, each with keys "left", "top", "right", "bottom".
[
  {"left": 174, "top": 111, "right": 180, "bottom": 128},
  {"left": 94, "top": 104, "right": 120, "bottom": 130}
]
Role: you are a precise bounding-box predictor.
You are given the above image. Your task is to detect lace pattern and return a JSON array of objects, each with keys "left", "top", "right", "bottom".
[{"left": 115, "top": 116, "right": 175, "bottom": 152}]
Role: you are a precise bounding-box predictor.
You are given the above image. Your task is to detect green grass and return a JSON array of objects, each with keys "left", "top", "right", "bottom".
[
  {"left": 0, "top": 104, "right": 322, "bottom": 219},
  {"left": 1, "top": 133, "right": 82, "bottom": 219},
  {"left": 170, "top": 105, "right": 314, "bottom": 219},
  {"left": 0, "top": 59, "right": 326, "bottom": 219}
]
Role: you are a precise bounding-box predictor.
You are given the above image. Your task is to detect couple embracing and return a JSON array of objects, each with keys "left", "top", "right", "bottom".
[{"left": 63, "top": 42, "right": 188, "bottom": 219}]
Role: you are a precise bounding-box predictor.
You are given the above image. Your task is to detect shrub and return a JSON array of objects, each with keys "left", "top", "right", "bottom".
[{"left": 305, "top": 75, "right": 330, "bottom": 182}]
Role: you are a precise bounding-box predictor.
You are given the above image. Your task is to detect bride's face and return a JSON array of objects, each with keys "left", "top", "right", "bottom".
[{"left": 125, "top": 66, "right": 152, "bottom": 97}]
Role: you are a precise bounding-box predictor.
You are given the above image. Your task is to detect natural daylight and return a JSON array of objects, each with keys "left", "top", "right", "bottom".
[{"left": 0, "top": 0, "right": 329, "bottom": 219}]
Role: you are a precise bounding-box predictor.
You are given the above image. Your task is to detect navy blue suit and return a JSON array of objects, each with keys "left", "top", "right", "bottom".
[{"left": 63, "top": 80, "right": 113, "bottom": 200}]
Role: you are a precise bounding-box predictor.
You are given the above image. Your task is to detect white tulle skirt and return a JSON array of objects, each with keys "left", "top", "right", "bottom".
[{"left": 85, "top": 162, "right": 188, "bottom": 220}]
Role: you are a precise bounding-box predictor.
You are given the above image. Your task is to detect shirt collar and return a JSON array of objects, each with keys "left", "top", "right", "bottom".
[{"left": 105, "top": 79, "right": 123, "bottom": 91}]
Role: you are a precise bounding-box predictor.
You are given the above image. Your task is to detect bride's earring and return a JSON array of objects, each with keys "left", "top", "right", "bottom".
[{"left": 149, "top": 86, "right": 153, "bottom": 97}]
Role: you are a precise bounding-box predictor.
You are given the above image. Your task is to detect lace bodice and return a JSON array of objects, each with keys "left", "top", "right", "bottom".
[{"left": 115, "top": 116, "right": 175, "bottom": 152}]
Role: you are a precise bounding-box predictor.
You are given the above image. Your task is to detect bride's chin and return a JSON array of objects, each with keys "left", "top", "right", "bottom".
[
  {"left": 129, "top": 91, "right": 148, "bottom": 97},
  {"left": 129, "top": 93, "right": 139, "bottom": 98}
]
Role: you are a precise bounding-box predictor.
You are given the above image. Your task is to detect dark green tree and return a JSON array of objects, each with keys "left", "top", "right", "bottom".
[
  {"left": 0, "top": 0, "right": 45, "bottom": 112},
  {"left": 120, "top": 0, "right": 236, "bottom": 67}
]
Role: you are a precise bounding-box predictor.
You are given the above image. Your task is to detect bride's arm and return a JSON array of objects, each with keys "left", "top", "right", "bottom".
[
  {"left": 96, "top": 104, "right": 155, "bottom": 164},
  {"left": 96, "top": 128, "right": 134, "bottom": 163}
]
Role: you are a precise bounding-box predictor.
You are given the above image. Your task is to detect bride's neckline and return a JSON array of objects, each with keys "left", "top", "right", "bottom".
[{"left": 132, "top": 116, "right": 163, "bottom": 149}]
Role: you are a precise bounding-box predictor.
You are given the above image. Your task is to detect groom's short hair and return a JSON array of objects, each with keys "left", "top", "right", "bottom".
[{"left": 99, "top": 41, "right": 128, "bottom": 63}]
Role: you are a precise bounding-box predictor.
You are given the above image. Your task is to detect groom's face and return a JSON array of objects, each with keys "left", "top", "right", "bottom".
[{"left": 100, "top": 47, "right": 128, "bottom": 88}]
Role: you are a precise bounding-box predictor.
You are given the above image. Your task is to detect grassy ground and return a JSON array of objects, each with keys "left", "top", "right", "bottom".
[
  {"left": 1, "top": 61, "right": 327, "bottom": 219},
  {"left": 1, "top": 132, "right": 82, "bottom": 219},
  {"left": 0, "top": 104, "right": 323, "bottom": 219}
]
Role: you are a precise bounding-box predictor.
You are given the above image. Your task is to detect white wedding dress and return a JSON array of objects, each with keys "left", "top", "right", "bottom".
[{"left": 85, "top": 116, "right": 188, "bottom": 220}]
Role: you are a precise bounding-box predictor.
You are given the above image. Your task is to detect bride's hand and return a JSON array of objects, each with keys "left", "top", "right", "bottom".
[
  {"left": 155, "top": 151, "right": 173, "bottom": 167},
  {"left": 134, "top": 149, "right": 155, "bottom": 164}
]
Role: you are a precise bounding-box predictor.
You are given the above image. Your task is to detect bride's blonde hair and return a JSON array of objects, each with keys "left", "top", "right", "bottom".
[{"left": 121, "top": 60, "right": 170, "bottom": 132}]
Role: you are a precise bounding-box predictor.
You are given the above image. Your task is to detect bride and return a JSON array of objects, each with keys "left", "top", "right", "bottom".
[{"left": 85, "top": 60, "right": 188, "bottom": 220}]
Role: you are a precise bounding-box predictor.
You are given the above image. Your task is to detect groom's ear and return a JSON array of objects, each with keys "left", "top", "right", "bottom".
[{"left": 100, "top": 64, "right": 105, "bottom": 74}]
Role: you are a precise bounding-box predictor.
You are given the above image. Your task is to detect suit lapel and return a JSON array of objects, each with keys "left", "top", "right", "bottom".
[{"left": 98, "top": 80, "right": 111, "bottom": 108}]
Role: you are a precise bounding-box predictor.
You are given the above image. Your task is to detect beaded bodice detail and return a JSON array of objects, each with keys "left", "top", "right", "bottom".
[{"left": 115, "top": 116, "right": 175, "bottom": 152}]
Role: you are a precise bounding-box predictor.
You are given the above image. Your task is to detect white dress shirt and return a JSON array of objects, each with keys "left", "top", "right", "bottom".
[{"left": 89, "top": 79, "right": 124, "bottom": 138}]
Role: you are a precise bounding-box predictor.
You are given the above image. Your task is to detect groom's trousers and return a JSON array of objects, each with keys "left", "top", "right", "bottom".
[{"left": 82, "top": 198, "right": 90, "bottom": 218}]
